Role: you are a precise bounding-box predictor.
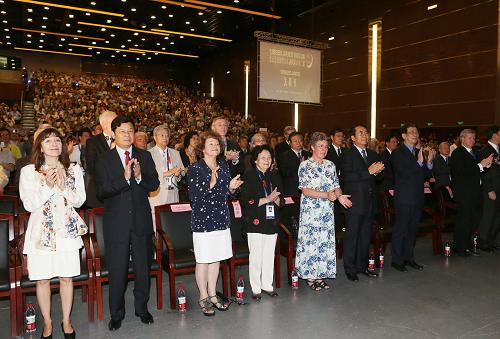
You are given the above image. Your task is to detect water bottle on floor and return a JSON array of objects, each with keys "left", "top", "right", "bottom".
[
  {"left": 177, "top": 284, "right": 187, "bottom": 312},
  {"left": 236, "top": 276, "right": 245, "bottom": 301},
  {"left": 368, "top": 252, "right": 375, "bottom": 270},
  {"left": 379, "top": 250, "right": 385, "bottom": 268},
  {"left": 444, "top": 241, "right": 451, "bottom": 257},
  {"left": 291, "top": 267, "right": 299, "bottom": 289},
  {"left": 25, "top": 303, "right": 36, "bottom": 333}
]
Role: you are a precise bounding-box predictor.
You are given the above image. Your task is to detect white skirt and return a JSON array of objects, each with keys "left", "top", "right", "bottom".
[
  {"left": 193, "top": 228, "right": 233, "bottom": 264},
  {"left": 27, "top": 249, "right": 81, "bottom": 280}
]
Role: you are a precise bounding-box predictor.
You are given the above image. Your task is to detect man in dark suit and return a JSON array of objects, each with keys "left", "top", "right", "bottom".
[
  {"left": 378, "top": 135, "right": 398, "bottom": 192},
  {"left": 85, "top": 110, "right": 117, "bottom": 207},
  {"left": 477, "top": 126, "right": 500, "bottom": 251},
  {"left": 326, "top": 128, "right": 346, "bottom": 233},
  {"left": 278, "top": 132, "right": 308, "bottom": 196},
  {"left": 391, "top": 125, "right": 435, "bottom": 271},
  {"left": 433, "top": 142, "right": 452, "bottom": 188},
  {"left": 450, "top": 129, "right": 493, "bottom": 256},
  {"left": 96, "top": 115, "right": 160, "bottom": 331},
  {"left": 211, "top": 116, "right": 244, "bottom": 177},
  {"left": 274, "top": 125, "right": 295, "bottom": 159},
  {"left": 341, "top": 125, "right": 384, "bottom": 282}
]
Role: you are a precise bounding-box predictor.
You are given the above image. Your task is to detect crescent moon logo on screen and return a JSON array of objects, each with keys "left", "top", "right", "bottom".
[{"left": 306, "top": 54, "right": 313, "bottom": 69}]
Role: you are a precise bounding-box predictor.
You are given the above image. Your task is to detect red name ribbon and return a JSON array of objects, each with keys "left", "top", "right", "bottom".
[{"left": 232, "top": 200, "right": 242, "bottom": 218}]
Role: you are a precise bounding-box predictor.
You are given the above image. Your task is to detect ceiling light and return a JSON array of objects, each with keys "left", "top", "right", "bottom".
[
  {"left": 234, "top": 0, "right": 238, "bottom": 3},
  {"left": 44, "top": 6, "right": 49, "bottom": 10},
  {"left": 106, "top": 19, "right": 112, "bottom": 23},
  {"left": 39, "top": 39, "right": 44, "bottom": 42},
  {"left": 13, "top": 27, "right": 105, "bottom": 40},
  {"left": 133, "top": 32, "right": 138, "bottom": 35},
  {"left": 42, "top": 16, "right": 48, "bottom": 20},
  {"left": 328, "top": 36, "right": 334, "bottom": 40},
  {"left": 79, "top": 21, "right": 172, "bottom": 38},
  {"left": 131, "top": 47, "right": 199, "bottom": 58},
  {"left": 110, "top": 34, "right": 115, "bottom": 37},
  {"left": 69, "top": 43, "right": 143, "bottom": 54},
  {"left": 61, "top": 37, "right": 65, "bottom": 41},
  {"left": 14, "top": 0, "right": 125, "bottom": 17},
  {"left": 164, "top": 36, "right": 168, "bottom": 39},
  {"left": 90, "top": 1, "right": 96, "bottom": 5},
  {"left": 217, "top": 10, "right": 221, "bottom": 13},
  {"left": 111, "top": 55, "right": 115, "bottom": 57},
  {"left": 69, "top": 14, "right": 74, "bottom": 18},
  {"left": 41, "top": 25, "right": 46, "bottom": 28},
  {"left": 27, "top": 18, "right": 33, "bottom": 22},
  {"left": 152, "top": 28, "right": 231, "bottom": 42},
  {"left": 123, "top": 18, "right": 128, "bottom": 21},
  {"left": 198, "top": 12, "right": 203, "bottom": 15},
  {"left": 161, "top": 47, "right": 165, "bottom": 50},
  {"left": 74, "top": 37, "right": 78, "bottom": 39},
  {"left": 121, "top": 0, "right": 126, "bottom": 2},
  {"left": 427, "top": 4, "right": 437, "bottom": 10},
  {"left": 92, "top": 41, "right": 96, "bottom": 44},
  {"left": 27, "top": 34, "right": 32, "bottom": 37},
  {"left": 151, "top": 15, "right": 156, "bottom": 19},
  {"left": 151, "top": 0, "right": 206, "bottom": 10},
  {"left": 136, "top": 57, "right": 139, "bottom": 60},
  {"left": 185, "top": 21, "right": 190, "bottom": 24},
  {"left": 28, "top": 40, "right": 32, "bottom": 43},
  {"left": 5, "top": 35, "right": 10, "bottom": 38},
  {"left": 121, "top": 44, "right": 125, "bottom": 48},
  {"left": 131, "top": 8, "right": 136, "bottom": 11},
  {"left": 203, "top": 20, "right": 207, "bottom": 23},
  {"left": 86, "top": 12, "right": 90, "bottom": 16},
  {"left": 28, "top": 8, "right": 33, "bottom": 12},
  {"left": 15, "top": 46, "right": 92, "bottom": 57},
  {"left": 158, "top": 23, "right": 163, "bottom": 26},
  {"left": 134, "top": 44, "right": 138, "bottom": 46},
  {"left": 190, "top": 28, "right": 194, "bottom": 31},
  {"left": 39, "top": 45, "right": 43, "bottom": 48},
  {"left": 161, "top": 5, "right": 166, "bottom": 9},
  {"left": 127, "top": 39, "right": 131, "bottom": 42},
  {"left": 6, "top": 42, "right": 11, "bottom": 45},
  {"left": 170, "top": 42, "right": 174, "bottom": 45},
  {"left": 77, "top": 30, "right": 82, "bottom": 33},
  {"left": 141, "top": 38, "right": 145, "bottom": 41},
  {"left": 66, "top": 23, "right": 71, "bottom": 27},
  {"left": 180, "top": 35, "right": 183, "bottom": 38},
  {"left": 68, "top": 48, "right": 72, "bottom": 51},
  {"left": 147, "top": 57, "right": 151, "bottom": 60},
  {"left": 96, "top": 51, "right": 100, "bottom": 54},
  {"left": 105, "top": 40, "right": 109, "bottom": 43},
  {"left": 168, "top": 14, "right": 173, "bottom": 17},
  {"left": 101, "top": 28, "right": 106, "bottom": 31},
  {"left": 141, "top": 25, "right": 146, "bottom": 28},
  {"left": 122, "top": 54, "right": 126, "bottom": 57},
  {"left": 186, "top": 0, "right": 282, "bottom": 19}
]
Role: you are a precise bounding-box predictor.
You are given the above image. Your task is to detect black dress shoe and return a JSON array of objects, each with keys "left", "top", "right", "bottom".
[
  {"left": 41, "top": 329, "right": 52, "bottom": 339},
  {"left": 108, "top": 318, "right": 122, "bottom": 331},
  {"left": 391, "top": 262, "right": 408, "bottom": 272},
  {"left": 468, "top": 249, "right": 480, "bottom": 257},
  {"left": 360, "top": 270, "right": 378, "bottom": 278},
  {"left": 61, "top": 323, "right": 75, "bottom": 339},
  {"left": 262, "top": 290, "right": 279, "bottom": 297},
  {"left": 135, "top": 311, "right": 154, "bottom": 325},
  {"left": 404, "top": 261, "right": 424, "bottom": 270},
  {"left": 346, "top": 273, "right": 359, "bottom": 282},
  {"left": 457, "top": 250, "right": 471, "bottom": 257},
  {"left": 252, "top": 293, "right": 262, "bottom": 301}
]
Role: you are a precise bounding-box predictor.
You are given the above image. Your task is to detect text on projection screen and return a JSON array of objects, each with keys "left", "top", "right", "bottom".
[{"left": 259, "top": 41, "right": 321, "bottom": 104}]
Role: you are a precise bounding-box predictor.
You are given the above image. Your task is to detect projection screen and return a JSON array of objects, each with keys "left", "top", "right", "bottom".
[{"left": 258, "top": 40, "right": 322, "bottom": 104}]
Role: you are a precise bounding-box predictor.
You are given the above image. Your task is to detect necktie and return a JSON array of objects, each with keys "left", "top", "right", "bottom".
[
  {"left": 470, "top": 150, "right": 476, "bottom": 160},
  {"left": 124, "top": 150, "right": 130, "bottom": 166},
  {"left": 165, "top": 149, "right": 171, "bottom": 170},
  {"left": 444, "top": 156, "right": 448, "bottom": 165},
  {"left": 297, "top": 151, "right": 301, "bottom": 159},
  {"left": 361, "top": 149, "right": 368, "bottom": 164},
  {"left": 337, "top": 148, "right": 341, "bottom": 157}
]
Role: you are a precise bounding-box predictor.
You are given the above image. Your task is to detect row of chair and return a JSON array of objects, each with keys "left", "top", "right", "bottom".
[{"left": 0, "top": 184, "right": 455, "bottom": 337}]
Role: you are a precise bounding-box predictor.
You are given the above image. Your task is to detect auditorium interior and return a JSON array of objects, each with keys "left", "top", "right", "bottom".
[{"left": 0, "top": 0, "right": 500, "bottom": 338}]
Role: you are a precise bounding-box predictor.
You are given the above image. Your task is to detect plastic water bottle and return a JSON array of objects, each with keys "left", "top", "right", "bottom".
[
  {"left": 25, "top": 303, "right": 36, "bottom": 333},
  {"left": 444, "top": 241, "right": 451, "bottom": 257},
  {"left": 236, "top": 276, "right": 245, "bottom": 301},
  {"left": 472, "top": 234, "right": 478, "bottom": 252},
  {"left": 177, "top": 284, "right": 186, "bottom": 312},
  {"left": 368, "top": 252, "right": 375, "bottom": 270},
  {"left": 379, "top": 251, "right": 385, "bottom": 268},
  {"left": 291, "top": 268, "right": 299, "bottom": 289}
]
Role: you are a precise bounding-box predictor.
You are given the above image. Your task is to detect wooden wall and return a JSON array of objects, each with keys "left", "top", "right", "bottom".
[{"left": 198, "top": 0, "right": 500, "bottom": 136}]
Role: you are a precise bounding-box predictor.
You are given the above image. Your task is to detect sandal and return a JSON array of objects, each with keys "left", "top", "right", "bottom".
[
  {"left": 209, "top": 295, "right": 229, "bottom": 311},
  {"left": 306, "top": 279, "right": 322, "bottom": 291},
  {"left": 315, "top": 280, "right": 330, "bottom": 290},
  {"left": 198, "top": 297, "right": 215, "bottom": 316}
]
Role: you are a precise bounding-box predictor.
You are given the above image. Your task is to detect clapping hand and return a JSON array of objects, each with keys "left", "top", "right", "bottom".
[
  {"left": 368, "top": 161, "right": 384, "bottom": 175},
  {"left": 480, "top": 154, "right": 494, "bottom": 168},
  {"left": 55, "top": 167, "right": 66, "bottom": 190},
  {"left": 45, "top": 168, "right": 58, "bottom": 188},
  {"left": 267, "top": 187, "right": 281, "bottom": 203},
  {"left": 132, "top": 159, "right": 141, "bottom": 178},
  {"left": 338, "top": 194, "right": 352, "bottom": 208},
  {"left": 229, "top": 174, "right": 244, "bottom": 192},
  {"left": 124, "top": 159, "right": 133, "bottom": 181}
]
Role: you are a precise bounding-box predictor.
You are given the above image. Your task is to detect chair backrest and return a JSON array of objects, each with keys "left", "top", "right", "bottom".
[
  {"left": 279, "top": 196, "right": 300, "bottom": 237},
  {"left": 228, "top": 200, "right": 245, "bottom": 242},
  {"left": 0, "top": 214, "right": 14, "bottom": 273},
  {"left": 0, "top": 195, "right": 19, "bottom": 216},
  {"left": 155, "top": 203, "right": 193, "bottom": 250},
  {"left": 378, "top": 191, "right": 395, "bottom": 227},
  {"left": 88, "top": 208, "right": 106, "bottom": 259}
]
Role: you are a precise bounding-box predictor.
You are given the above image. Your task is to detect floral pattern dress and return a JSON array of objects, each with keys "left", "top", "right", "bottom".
[{"left": 295, "top": 158, "right": 339, "bottom": 279}]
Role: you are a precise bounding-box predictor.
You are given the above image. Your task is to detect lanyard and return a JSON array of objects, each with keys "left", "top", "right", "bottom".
[
  {"left": 165, "top": 149, "right": 172, "bottom": 170},
  {"left": 256, "top": 170, "right": 272, "bottom": 197}
]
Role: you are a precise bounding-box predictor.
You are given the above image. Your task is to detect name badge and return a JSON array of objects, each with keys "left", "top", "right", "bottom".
[
  {"left": 166, "top": 176, "right": 174, "bottom": 190},
  {"left": 266, "top": 204, "right": 275, "bottom": 220}
]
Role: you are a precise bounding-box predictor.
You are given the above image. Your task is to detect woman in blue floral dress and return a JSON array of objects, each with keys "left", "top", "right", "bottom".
[{"left": 295, "top": 132, "right": 352, "bottom": 290}]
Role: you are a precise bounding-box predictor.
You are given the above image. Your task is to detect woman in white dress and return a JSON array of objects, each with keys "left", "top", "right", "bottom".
[
  {"left": 148, "top": 124, "right": 185, "bottom": 228},
  {"left": 19, "top": 127, "right": 87, "bottom": 339}
]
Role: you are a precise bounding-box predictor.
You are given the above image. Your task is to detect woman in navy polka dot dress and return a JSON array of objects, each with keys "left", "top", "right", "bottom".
[{"left": 187, "top": 131, "right": 243, "bottom": 316}]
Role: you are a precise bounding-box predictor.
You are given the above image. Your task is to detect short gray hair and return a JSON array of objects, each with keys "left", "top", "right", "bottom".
[
  {"left": 153, "top": 124, "right": 170, "bottom": 137},
  {"left": 309, "top": 131, "right": 328, "bottom": 147}
]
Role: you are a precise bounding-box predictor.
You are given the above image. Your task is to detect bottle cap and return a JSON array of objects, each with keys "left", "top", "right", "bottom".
[
  {"left": 239, "top": 275, "right": 244, "bottom": 280},
  {"left": 27, "top": 303, "right": 33, "bottom": 307}
]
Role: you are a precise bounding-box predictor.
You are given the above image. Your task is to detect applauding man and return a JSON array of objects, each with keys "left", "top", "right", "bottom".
[
  {"left": 96, "top": 116, "right": 159, "bottom": 331},
  {"left": 341, "top": 125, "right": 384, "bottom": 282}
]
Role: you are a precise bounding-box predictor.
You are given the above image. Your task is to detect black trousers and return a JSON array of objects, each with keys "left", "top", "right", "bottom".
[
  {"left": 454, "top": 195, "right": 481, "bottom": 253},
  {"left": 391, "top": 202, "right": 422, "bottom": 265},
  {"left": 478, "top": 190, "right": 500, "bottom": 248},
  {"left": 343, "top": 206, "right": 373, "bottom": 275},
  {"left": 105, "top": 230, "right": 153, "bottom": 321}
]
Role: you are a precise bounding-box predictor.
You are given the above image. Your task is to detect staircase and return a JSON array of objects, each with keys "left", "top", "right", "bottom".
[{"left": 21, "top": 102, "right": 36, "bottom": 132}]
